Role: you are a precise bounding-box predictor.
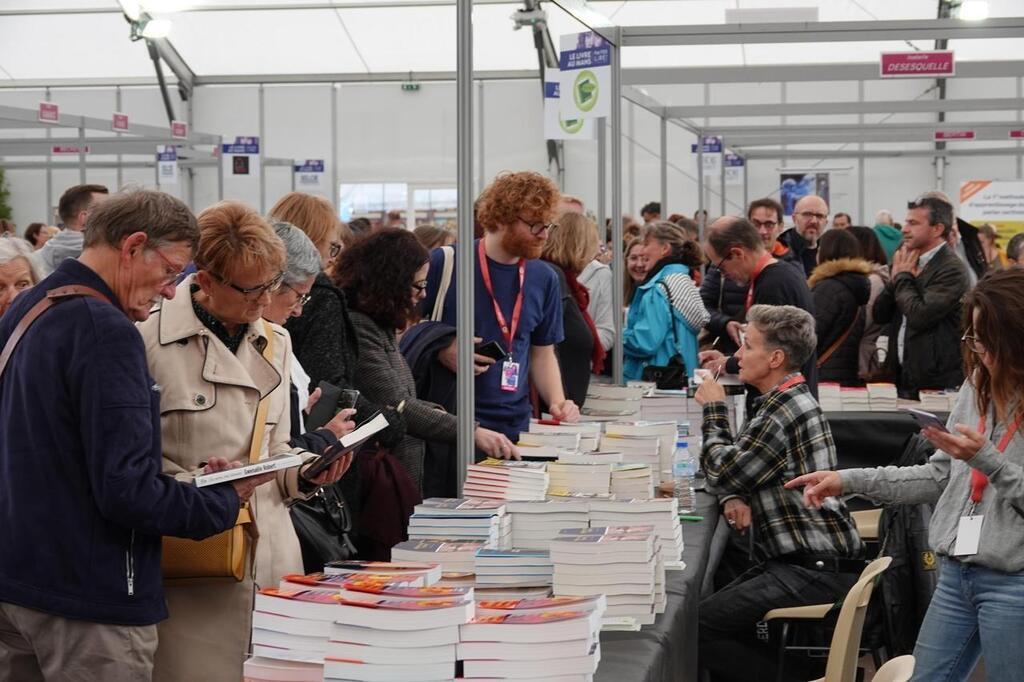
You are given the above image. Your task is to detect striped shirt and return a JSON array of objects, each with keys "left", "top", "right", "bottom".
[
  {"left": 661, "top": 272, "right": 710, "bottom": 332},
  {"left": 701, "top": 381, "right": 864, "bottom": 560}
]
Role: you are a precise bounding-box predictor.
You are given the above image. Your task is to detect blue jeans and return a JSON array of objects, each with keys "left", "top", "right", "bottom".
[{"left": 911, "top": 557, "right": 1024, "bottom": 682}]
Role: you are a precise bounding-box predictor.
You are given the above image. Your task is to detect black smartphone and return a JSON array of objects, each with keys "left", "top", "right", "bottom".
[
  {"left": 302, "top": 410, "right": 384, "bottom": 479},
  {"left": 305, "top": 380, "right": 343, "bottom": 432},
  {"left": 475, "top": 340, "right": 509, "bottom": 362}
]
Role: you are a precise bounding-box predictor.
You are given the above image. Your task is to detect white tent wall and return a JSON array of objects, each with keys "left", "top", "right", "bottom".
[{"left": 0, "top": 73, "right": 1022, "bottom": 230}]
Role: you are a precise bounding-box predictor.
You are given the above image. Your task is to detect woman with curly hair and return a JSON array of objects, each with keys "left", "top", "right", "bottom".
[{"left": 335, "top": 229, "right": 516, "bottom": 494}]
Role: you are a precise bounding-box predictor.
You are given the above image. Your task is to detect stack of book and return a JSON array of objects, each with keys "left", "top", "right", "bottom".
[
  {"left": 547, "top": 462, "right": 612, "bottom": 496},
  {"left": 920, "top": 389, "right": 958, "bottom": 412},
  {"left": 841, "top": 386, "right": 870, "bottom": 411},
  {"left": 558, "top": 450, "right": 623, "bottom": 465},
  {"left": 464, "top": 458, "right": 549, "bottom": 501},
  {"left": 407, "top": 498, "right": 509, "bottom": 546},
  {"left": 640, "top": 390, "right": 690, "bottom": 423},
  {"left": 527, "top": 419, "right": 602, "bottom": 451},
  {"left": 474, "top": 547, "right": 553, "bottom": 588},
  {"left": 391, "top": 539, "right": 485, "bottom": 574},
  {"left": 249, "top": 588, "right": 340, "bottom": 666},
  {"left": 517, "top": 430, "right": 582, "bottom": 452},
  {"left": 581, "top": 385, "right": 644, "bottom": 421},
  {"left": 605, "top": 421, "right": 678, "bottom": 484},
  {"left": 243, "top": 656, "right": 322, "bottom": 682},
  {"left": 598, "top": 433, "right": 660, "bottom": 471},
  {"left": 867, "top": 382, "right": 898, "bottom": 411},
  {"left": 321, "top": 560, "right": 442, "bottom": 585},
  {"left": 610, "top": 463, "right": 655, "bottom": 498},
  {"left": 819, "top": 382, "right": 843, "bottom": 412},
  {"left": 458, "top": 604, "right": 603, "bottom": 680},
  {"left": 506, "top": 499, "right": 590, "bottom": 550},
  {"left": 550, "top": 526, "right": 660, "bottom": 626},
  {"left": 324, "top": 591, "right": 474, "bottom": 682},
  {"left": 588, "top": 498, "right": 684, "bottom": 568}
]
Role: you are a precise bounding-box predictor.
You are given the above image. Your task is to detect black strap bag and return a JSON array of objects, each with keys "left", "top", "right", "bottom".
[{"left": 289, "top": 483, "right": 358, "bottom": 574}]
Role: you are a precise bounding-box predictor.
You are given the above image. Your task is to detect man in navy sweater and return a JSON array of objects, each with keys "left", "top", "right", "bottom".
[{"left": 0, "top": 190, "right": 273, "bottom": 681}]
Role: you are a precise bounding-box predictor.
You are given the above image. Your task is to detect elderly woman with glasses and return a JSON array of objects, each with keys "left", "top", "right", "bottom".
[
  {"left": 138, "top": 202, "right": 349, "bottom": 682},
  {"left": 789, "top": 269, "right": 1024, "bottom": 681}
]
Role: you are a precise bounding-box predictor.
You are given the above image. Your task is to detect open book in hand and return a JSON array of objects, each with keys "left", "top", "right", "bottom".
[
  {"left": 301, "top": 411, "right": 389, "bottom": 479},
  {"left": 194, "top": 453, "right": 303, "bottom": 488}
]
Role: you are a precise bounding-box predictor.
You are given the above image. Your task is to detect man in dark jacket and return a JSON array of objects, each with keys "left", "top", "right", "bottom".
[
  {"left": 873, "top": 195, "right": 969, "bottom": 399},
  {"left": 0, "top": 190, "right": 266, "bottom": 681}
]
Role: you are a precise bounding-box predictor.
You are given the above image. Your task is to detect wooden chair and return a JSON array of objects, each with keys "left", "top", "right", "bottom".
[
  {"left": 870, "top": 655, "right": 915, "bottom": 682},
  {"left": 763, "top": 556, "right": 892, "bottom": 682}
]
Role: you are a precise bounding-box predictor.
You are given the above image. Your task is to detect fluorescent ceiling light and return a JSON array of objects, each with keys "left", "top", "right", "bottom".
[
  {"left": 141, "top": 18, "right": 173, "bottom": 38},
  {"left": 959, "top": 1, "right": 990, "bottom": 21},
  {"left": 118, "top": 0, "right": 142, "bottom": 21}
]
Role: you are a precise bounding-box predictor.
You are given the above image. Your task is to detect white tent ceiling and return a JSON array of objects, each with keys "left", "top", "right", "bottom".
[{"left": 0, "top": 0, "right": 1022, "bottom": 80}]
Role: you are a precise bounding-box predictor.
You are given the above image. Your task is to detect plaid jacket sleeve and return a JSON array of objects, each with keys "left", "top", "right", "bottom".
[{"left": 700, "top": 400, "right": 790, "bottom": 496}]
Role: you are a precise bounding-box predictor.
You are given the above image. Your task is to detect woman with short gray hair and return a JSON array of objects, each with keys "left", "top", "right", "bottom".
[
  {"left": 0, "top": 237, "right": 42, "bottom": 319},
  {"left": 694, "top": 304, "right": 864, "bottom": 682}
]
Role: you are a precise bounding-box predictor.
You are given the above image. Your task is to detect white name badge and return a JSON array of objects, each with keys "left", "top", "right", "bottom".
[
  {"left": 952, "top": 515, "right": 983, "bottom": 556},
  {"left": 500, "top": 359, "right": 520, "bottom": 392}
]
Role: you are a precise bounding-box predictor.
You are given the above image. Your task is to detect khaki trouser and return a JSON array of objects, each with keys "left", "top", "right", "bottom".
[{"left": 0, "top": 601, "right": 157, "bottom": 682}]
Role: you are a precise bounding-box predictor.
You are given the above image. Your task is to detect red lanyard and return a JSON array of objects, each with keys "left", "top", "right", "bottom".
[
  {"left": 744, "top": 252, "right": 776, "bottom": 312},
  {"left": 478, "top": 238, "right": 526, "bottom": 357},
  {"left": 777, "top": 374, "right": 805, "bottom": 393},
  {"left": 969, "top": 413, "right": 1022, "bottom": 503}
]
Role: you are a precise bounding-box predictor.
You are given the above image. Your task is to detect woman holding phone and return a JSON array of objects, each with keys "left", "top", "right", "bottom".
[{"left": 787, "top": 268, "right": 1024, "bottom": 681}]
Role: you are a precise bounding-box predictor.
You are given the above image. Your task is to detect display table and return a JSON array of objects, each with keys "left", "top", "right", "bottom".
[
  {"left": 825, "top": 411, "right": 941, "bottom": 469},
  {"left": 594, "top": 492, "right": 719, "bottom": 682}
]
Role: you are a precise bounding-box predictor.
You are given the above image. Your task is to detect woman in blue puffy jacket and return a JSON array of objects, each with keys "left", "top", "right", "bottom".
[{"left": 623, "top": 221, "right": 710, "bottom": 381}]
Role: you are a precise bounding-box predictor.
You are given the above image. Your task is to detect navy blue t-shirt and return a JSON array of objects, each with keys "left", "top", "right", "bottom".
[{"left": 423, "top": 240, "right": 564, "bottom": 440}]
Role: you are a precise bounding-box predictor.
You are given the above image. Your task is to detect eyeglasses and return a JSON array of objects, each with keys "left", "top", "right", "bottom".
[
  {"left": 518, "top": 215, "right": 557, "bottom": 236},
  {"left": 751, "top": 219, "right": 778, "bottom": 230},
  {"left": 716, "top": 250, "right": 733, "bottom": 272},
  {"left": 282, "top": 282, "right": 313, "bottom": 307},
  {"left": 961, "top": 333, "right": 988, "bottom": 355},
  {"left": 150, "top": 247, "right": 186, "bottom": 287},
  {"left": 329, "top": 241, "right": 342, "bottom": 259},
  {"left": 218, "top": 271, "right": 284, "bottom": 301},
  {"left": 794, "top": 212, "right": 828, "bottom": 222},
  {"left": 411, "top": 280, "right": 429, "bottom": 294}
]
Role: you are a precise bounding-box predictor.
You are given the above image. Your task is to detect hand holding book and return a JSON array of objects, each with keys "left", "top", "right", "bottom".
[{"left": 203, "top": 457, "right": 277, "bottom": 503}]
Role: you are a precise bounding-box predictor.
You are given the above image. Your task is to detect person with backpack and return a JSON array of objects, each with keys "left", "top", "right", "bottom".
[
  {"left": 788, "top": 268, "right": 1024, "bottom": 682},
  {"left": 622, "top": 221, "right": 708, "bottom": 382}
]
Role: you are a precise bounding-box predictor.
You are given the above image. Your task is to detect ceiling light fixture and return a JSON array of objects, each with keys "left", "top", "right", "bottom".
[
  {"left": 958, "top": 0, "right": 990, "bottom": 21},
  {"left": 117, "top": 0, "right": 142, "bottom": 21}
]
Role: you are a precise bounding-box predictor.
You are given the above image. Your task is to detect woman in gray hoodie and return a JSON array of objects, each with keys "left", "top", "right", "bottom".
[{"left": 788, "top": 268, "right": 1024, "bottom": 682}]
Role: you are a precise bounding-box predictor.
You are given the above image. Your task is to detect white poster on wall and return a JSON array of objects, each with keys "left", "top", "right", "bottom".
[
  {"left": 221, "top": 136, "right": 260, "bottom": 178},
  {"left": 691, "top": 136, "right": 722, "bottom": 178},
  {"left": 156, "top": 145, "right": 178, "bottom": 186},
  {"left": 724, "top": 153, "right": 745, "bottom": 186},
  {"left": 544, "top": 81, "right": 595, "bottom": 140},
  {"left": 294, "top": 160, "right": 325, "bottom": 191},
  {"left": 558, "top": 31, "right": 612, "bottom": 121},
  {"left": 960, "top": 180, "right": 1024, "bottom": 243}
]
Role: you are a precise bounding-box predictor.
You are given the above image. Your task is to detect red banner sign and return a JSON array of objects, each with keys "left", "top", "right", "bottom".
[
  {"left": 38, "top": 102, "right": 59, "bottom": 123},
  {"left": 934, "top": 130, "right": 975, "bottom": 141},
  {"left": 880, "top": 51, "right": 955, "bottom": 79},
  {"left": 52, "top": 145, "right": 91, "bottom": 154},
  {"left": 1010, "top": 130, "right": 1024, "bottom": 140},
  {"left": 112, "top": 113, "right": 129, "bottom": 132},
  {"left": 170, "top": 120, "right": 188, "bottom": 139}
]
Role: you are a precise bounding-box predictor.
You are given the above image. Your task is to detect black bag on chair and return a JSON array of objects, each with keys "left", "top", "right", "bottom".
[
  {"left": 290, "top": 484, "right": 358, "bottom": 574},
  {"left": 641, "top": 356, "right": 687, "bottom": 390}
]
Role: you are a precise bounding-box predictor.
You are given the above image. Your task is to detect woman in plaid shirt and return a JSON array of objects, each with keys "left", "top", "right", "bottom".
[{"left": 696, "top": 304, "right": 864, "bottom": 682}]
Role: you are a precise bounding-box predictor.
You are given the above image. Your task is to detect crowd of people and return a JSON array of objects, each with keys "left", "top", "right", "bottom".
[{"left": 0, "top": 173, "right": 1022, "bottom": 681}]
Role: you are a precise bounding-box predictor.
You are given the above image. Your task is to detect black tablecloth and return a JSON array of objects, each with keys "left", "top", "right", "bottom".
[
  {"left": 826, "top": 411, "right": 942, "bottom": 469},
  {"left": 594, "top": 492, "right": 719, "bottom": 682}
]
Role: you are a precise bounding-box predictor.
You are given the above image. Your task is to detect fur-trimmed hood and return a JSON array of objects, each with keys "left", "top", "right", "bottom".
[{"left": 808, "top": 257, "right": 874, "bottom": 288}]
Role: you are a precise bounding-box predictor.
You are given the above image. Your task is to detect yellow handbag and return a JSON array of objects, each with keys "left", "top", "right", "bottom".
[{"left": 161, "top": 321, "right": 275, "bottom": 582}]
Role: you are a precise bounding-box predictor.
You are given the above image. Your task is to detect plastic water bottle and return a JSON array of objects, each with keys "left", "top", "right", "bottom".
[{"left": 672, "top": 440, "right": 697, "bottom": 513}]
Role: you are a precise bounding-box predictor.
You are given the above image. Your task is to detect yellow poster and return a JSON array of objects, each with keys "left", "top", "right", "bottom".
[{"left": 959, "top": 180, "right": 1024, "bottom": 243}]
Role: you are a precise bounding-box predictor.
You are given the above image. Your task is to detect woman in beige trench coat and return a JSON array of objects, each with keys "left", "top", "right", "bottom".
[{"left": 137, "top": 202, "right": 348, "bottom": 682}]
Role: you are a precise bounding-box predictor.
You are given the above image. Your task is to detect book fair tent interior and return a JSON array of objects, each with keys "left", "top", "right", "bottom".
[{"left": 2, "top": 0, "right": 1024, "bottom": 463}]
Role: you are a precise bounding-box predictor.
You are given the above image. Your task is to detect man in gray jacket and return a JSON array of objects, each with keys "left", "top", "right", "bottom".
[{"left": 29, "top": 184, "right": 108, "bottom": 277}]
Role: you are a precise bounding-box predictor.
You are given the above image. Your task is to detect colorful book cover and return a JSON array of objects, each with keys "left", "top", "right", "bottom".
[
  {"left": 416, "top": 498, "right": 506, "bottom": 513},
  {"left": 283, "top": 572, "right": 418, "bottom": 588},
  {"left": 476, "top": 548, "right": 550, "bottom": 559},
  {"left": 473, "top": 458, "right": 548, "bottom": 472},
  {"left": 393, "top": 539, "right": 485, "bottom": 553},
  {"left": 336, "top": 597, "right": 471, "bottom": 611},
  {"left": 259, "top": 587, "right": 340, "bottom": 604},
  {"left": 342, "top": 581, "right": 471, "bottom": 599},
  {"left": 476, "top": 596, "right": 598, "bottom": 611},
  {"left": 468, "top": 610, "right": 588, "bottom": 625}
]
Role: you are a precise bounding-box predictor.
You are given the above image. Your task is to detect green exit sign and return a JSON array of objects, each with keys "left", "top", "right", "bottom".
[{"left": 401, "top": 83, "right": 420, "bottom": 92}]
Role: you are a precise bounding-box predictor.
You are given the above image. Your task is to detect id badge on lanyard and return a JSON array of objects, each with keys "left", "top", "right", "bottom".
[
  {"left": 478, "top": 239, "right": 526, "bottom": 393},
  {"left": 955, "top": 413, "right": 1022, "bottom": 556}
]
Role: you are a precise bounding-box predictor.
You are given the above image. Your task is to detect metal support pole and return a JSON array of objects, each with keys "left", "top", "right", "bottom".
[
  {"left": 77, "top": 126, "right": 86, "bottom": 184},
  {"left": 45, "top": 87, "right": 52, "bottom": 222},
  {"left": 597, "top": 118, "right": 607, "bottom": 236},
  {"left": 217, "top": 135, "right": 225, "bottom": 202},
  {"left": 331, "top": 84, "right": 339, "bottom": 209},
  {"left": 659, "top": 116, "right": 667, "bottom": 215},
  {"left": 115, "top": 86, "right": 123, "bottom": 192},
  {"left": 455, "top": 0, "right": 475, "bottom": 494},
  {"left": 610, "top": 31, "right": 624, "bottom": 385},
  {"left": 477, "top": 80, "right": 485, "bottom": 197},
  {"left": 627, "top": 103, "right": 634, "bottom": 217},
  {"left": 719, "top": 135, "right": 726, "bottom": 217},
  {"left": 697, "top": 133, "right": 705, "bottom": 236},
  {"left": 186, "top": 91, "right": 195, "bottom": 209},
  {"left": 742, "top": 155, "right": 749, "bottom": 208},
  {"left": 258, "top": 83, "right": 266, "bottom": 213},
  {"left": 858, "top": 80, "right": 865, "bottom": 223},
  {"left": 1018, "top": 77, "right": 1023, "bottom": 179}
]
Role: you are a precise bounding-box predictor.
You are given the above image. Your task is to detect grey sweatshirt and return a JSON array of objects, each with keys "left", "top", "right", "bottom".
[
  {"left": 840, "top": 380, "right": 1024, "bottom": 573},
  {"left": 28, "top": 229, "right": 84, "bottom": 278}
]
